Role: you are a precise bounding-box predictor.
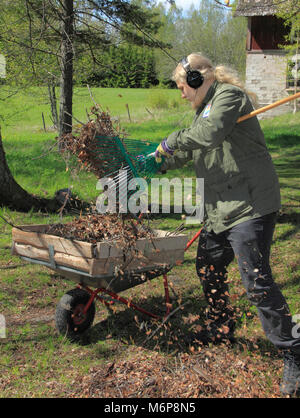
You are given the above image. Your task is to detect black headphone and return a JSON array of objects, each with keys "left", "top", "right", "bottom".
[{"left": 181, "top": 57, "right": 204, "bottom": 89}]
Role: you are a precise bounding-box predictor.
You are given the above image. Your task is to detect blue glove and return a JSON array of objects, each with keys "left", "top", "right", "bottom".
[{"left": 155, "top": 138, "right": 175, "bottom": 163}]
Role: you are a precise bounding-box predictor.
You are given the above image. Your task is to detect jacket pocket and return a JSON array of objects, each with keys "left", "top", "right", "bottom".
[{"left": 209, "top": 174, "right": 253, "bottom": 222}]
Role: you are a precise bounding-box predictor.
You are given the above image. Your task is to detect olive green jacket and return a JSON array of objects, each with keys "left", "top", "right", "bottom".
[{"left": 163, "top": 81, "right": 281, "bottom": 234}]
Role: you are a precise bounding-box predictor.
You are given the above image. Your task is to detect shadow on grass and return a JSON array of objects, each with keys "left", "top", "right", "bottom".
[
  {"left": 86, "top": 290, "right": 205, "bottom": 350},
  {"left": 276, "top": 211, "right": 300, "bottom": 242},
  {"left": 266, "top": 134, "right": 300, "bottom": 151},
  {"left": 72, "top": 288, "right": 281, "bottom": 360},
  {"left": 278, "top": 274, "right": 300, "bottom": 292}
]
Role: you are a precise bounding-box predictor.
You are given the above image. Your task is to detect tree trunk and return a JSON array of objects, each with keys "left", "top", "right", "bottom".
[
  {"left": 58, "top": 0, "right": 74, "bottom": 139},
  {"left": 48, "top": 79, "right": 59, "bottom": 129},
  {"left": 0, "top": 131, "right": 89, "bottom": 213},
  {"left": 0, "top": 130, "right": 61, "bottom": 212}
]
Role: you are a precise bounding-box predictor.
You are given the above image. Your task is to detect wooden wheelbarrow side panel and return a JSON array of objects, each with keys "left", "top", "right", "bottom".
[
  {"left": 89, "top": 248, "right": 185, "bottom": 277},
  {"left": 93, "top": 230, "right": 188, "bottom": 276},
  {"left": 95, "top": 230, "right": 188, "bottom": 258},
  {"left": 12, "top": 226, "right": 94, "bottom": 258},
  {"left": 12, "top": 242, "right": 93, "bottom": 273},
  {"left": 12, "top": 225, "right": 189, "bottom": 289}
]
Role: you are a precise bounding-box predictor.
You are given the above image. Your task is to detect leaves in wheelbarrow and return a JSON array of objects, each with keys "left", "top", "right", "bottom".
[
  {"left": 47, "top": 213, "right": 150, "bottom": 246},
  {"left": 46, "top": 213, "right": 159, "bottom": 274}
]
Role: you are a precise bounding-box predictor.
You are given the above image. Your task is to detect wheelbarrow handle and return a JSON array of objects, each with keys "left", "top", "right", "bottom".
[{"left": 185, "top": 228, "right": 203, "bottom": 252}]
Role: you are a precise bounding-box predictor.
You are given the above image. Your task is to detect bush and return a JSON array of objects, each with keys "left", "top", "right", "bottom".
[
  {"left": 147, "top": 91, "right": 182, "bottom": 110},
  {"left": 148, "top": 92, "right": 170, "bottom": 109}
]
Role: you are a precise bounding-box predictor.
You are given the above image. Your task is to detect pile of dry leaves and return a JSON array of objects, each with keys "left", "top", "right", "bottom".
[
  {"left": 47, "top": 213, "right": 150, "bottom": 245},
  {"left": 59, "top": 107, "right": 128, "bottom": 178},
  {"left": 71, "top": 347, "right": 282, "bottom": 398}
]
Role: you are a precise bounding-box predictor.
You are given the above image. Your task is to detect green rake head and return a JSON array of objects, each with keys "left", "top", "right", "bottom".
[
  {"left": 93, "top": 135, "right": 165, "bottom": 212},
  {"left": 94, "top": 135, "right": 163, "bottom": 181}
]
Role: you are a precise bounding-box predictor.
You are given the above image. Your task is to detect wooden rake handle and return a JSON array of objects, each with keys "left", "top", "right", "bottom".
[
  {"left": 186, "top": 92, "right": 300, "bottom": 250},
  {"left": 237, "top": 91, "right": 300, "bottom": 123}
]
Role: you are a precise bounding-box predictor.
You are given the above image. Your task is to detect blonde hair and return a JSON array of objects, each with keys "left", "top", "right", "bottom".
[{"left": 172, "top": 53, "right": 257, "bottom": 107}]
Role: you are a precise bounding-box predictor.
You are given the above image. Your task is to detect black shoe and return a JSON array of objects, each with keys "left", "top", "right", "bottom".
[{"left": 280, "top": 351, "right": 300, "bottom": 396}]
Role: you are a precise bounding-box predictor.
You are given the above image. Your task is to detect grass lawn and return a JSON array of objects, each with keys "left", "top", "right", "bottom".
[{"left": 0, "top": 87, "right": 300, "bottom": 398}]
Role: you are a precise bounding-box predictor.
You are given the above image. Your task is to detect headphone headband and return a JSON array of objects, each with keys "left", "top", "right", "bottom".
[
  {"left": 180, "top": 56, "right": 204, "bottom": 89},
  {"left": 181, "top": 57, "right": 191, "bottom": 73}
]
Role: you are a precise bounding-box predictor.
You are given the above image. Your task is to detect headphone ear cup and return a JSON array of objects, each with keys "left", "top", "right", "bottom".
[{"left": 186, "top": 70, "right": 204, "bottom": 89}]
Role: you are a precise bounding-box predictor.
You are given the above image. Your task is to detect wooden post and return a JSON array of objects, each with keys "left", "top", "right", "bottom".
[
  {"left": 126, "top": 104, "right": 131, "bottom": 123},
  {"left": 42, "top": 112, "right": 46, "bottom": 132}
]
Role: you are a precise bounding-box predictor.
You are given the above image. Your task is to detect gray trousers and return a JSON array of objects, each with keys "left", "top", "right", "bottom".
[{"left": 196, "top": 212, "right": 300, "bottom": 354}]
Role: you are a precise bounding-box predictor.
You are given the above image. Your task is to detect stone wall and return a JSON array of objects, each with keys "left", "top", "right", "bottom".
[{"left": 245, "top": 50, "right": 295, "bottom": 118}]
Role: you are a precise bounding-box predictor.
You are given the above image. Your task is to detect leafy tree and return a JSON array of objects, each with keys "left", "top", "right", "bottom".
[
  {"left": 0, "top": 0, "right": 165, "bottom": 212},
  {"left": 80, "top": 43, "right": 158, "bottom": 87},
  {"left": 153, "top": 0, "right": 247, "bottom": 84},
  {"left": 152, "top": 2, "right": 183, "bottom": 85},
  {"left": 0, "top": 0, "right": 165, "bottom": 134}
]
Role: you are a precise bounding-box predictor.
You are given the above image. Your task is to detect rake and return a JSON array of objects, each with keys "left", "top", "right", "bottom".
[
  {"left": 95, "top": 90, "right": 300, "bottom": 183},
  {"left": 93, "top": 134, "right": 161, "bottom": 180},
  {"left": 93, "top": 134, "right": 163, "bottom": 210},
  {"left": 87, "top": 91, "right": 300, "bottom": 212}
]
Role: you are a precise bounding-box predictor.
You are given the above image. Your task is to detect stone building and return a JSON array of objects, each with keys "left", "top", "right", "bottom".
[{"left": 235, "top": 0, "right": 297, "bottom": 117}]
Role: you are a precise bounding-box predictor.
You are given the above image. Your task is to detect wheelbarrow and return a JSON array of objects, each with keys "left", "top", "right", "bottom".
[{"left": 11, "top": 224, "right": 200, "bottom": 340}]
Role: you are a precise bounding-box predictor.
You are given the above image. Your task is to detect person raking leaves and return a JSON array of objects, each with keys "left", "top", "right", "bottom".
[{"left": 155, "top": 52, "right": 300, "bottom": 397}]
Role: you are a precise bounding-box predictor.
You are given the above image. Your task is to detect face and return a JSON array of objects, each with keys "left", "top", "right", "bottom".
[{"left": 176, "top": 78, "right": 213, "bottom": 109}]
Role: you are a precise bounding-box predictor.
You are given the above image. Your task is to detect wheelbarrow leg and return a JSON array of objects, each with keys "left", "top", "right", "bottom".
[
  {"left": 77, "top": 273, "right": 172, "bottom": 321},
  {"left": 78, "top": 283, "right": 161, "bottom": 319},
  {"left": 77, "top": 284, "right": 114, "bottom": 310},
  {"left": 163, "top": 273, "right": 171, "bottom": 318}
]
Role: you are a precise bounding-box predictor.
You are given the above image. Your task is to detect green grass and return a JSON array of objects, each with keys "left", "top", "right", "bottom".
[
  {"left": 0, "top": 87, "right": 300, "bottom": 397},
  {"left": 0, "top": 86, "right": 192, "bottom": 200},
  {"left": 0, "top": 86, "right": 188, "bottom": 133}
]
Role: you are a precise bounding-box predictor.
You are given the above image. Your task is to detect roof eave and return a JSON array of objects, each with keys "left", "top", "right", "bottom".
[{"left": 234, "top": 1, "right": 277, "bottom": 17}]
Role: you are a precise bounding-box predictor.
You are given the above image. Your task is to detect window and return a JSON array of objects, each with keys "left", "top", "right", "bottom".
[{"left": 250, "top": 16, "right": 289, "bottom": 50}]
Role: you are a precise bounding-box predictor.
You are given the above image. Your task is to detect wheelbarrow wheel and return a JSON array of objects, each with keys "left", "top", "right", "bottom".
[{"left": 55, "top": 288, "right": 96, "bottom": 339}]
